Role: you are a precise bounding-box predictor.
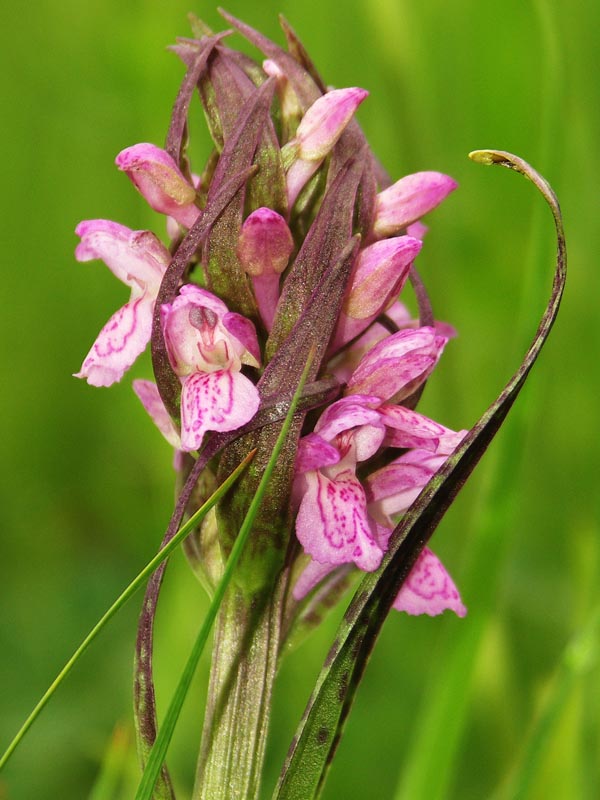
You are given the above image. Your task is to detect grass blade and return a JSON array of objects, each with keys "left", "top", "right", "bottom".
[
  {"left": 0, "top": 450, "right": 254, "bottom": 773},
  {"left": 134, "top": 349, "right": 315, "bottom": 800},
  {"left": 273, "top": 151, "right": 566, "bottom": 800}
]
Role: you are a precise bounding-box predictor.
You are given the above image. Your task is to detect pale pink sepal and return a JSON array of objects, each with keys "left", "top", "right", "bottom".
[
  {"left": 237, "top": 208, "right": 294, "bottom": 329},
  {"left": 373, "top": 171, "right": 458, "bottom": 238},
  {"left": 116, "top": 143, "right": 201, "bottom": 229},
  {"left": 132, "top": 379, "right": 181, "bottom": 448},
  {"left": 365, "top": 459, "right": 436, "bottom": 516},
  {"left": 75, "top": 220, "right": 170, "bottom": 288},
  {"left": 75, "top": 294, "right": 154, "bottom": 387},
  {"left": 345, "top": 327, "right": 447, "bottom": 401},
  {"left": 222, "top": 312, "right": 261, "bottom": 367},
  {"left": 329, "top": 236, "right": 422, "bottom": 352},
  {"left": 295, "top": 468, "right": 383, "bottom": 572},
  {"left": 393, "top": 547, "right": 467, "bottom": 617},
  {"left": 179, "top": 369, "right": 260, "bottom": 452}
]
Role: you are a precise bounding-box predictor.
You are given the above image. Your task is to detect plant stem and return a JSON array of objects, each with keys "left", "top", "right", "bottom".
[{"left": 192, "top": 580, "right": 284, "bottom": 800}]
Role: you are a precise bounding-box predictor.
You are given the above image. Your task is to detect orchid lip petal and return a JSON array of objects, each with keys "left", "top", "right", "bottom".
[
  {"left": 295, "top": 469, "right": 383, "bottom": 572},
  {"left": 393, "top": 547, "right": 467, "bottom": 617},
  {"left": 179, "top": 369, "right": 260, "bottom": 452}
]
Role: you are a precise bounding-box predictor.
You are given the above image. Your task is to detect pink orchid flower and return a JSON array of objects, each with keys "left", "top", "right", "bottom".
[
  {"left": 294, "top": 395, "right": 386, "bottom": 573},
  {"left": 160, "top": 284, "right": 261, "bottom": 452},
  {"left": 74, "top": 220, "right": 171, "bottom": 387},
  {"left": 293, "top": 348, "right": 466, "bottom": 617}
]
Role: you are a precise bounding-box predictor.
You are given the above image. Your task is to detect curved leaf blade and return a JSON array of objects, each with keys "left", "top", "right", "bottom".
[{"left": 273, "top": 151, "right": 566, "bottom": 800}]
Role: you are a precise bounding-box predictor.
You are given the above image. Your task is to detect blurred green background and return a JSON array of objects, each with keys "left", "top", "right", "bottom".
[{"left": 1, "top": 0, "right": 598, "bottom": 798}]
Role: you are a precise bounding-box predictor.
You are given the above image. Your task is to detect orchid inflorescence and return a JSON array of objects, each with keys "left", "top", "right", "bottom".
[{"left": 75, "top": 13, "right": 467, "bottom": 624}]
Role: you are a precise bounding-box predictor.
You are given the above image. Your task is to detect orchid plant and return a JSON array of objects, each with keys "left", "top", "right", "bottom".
[{"left": 0, "top": 10, "right": 566, "bottom": 800}]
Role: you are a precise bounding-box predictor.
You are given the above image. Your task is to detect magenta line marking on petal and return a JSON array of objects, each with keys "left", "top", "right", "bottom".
[{"left": 393, "top": 547, "right": 467, "bottom": 617}]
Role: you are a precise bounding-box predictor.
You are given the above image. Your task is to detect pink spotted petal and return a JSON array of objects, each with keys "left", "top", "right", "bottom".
[
  {"left": 365, "top": 460, "right": 436, "bottom": 516},
  {"left": 132, "top": 379, "right": 181, "bottom": 448},
  {"left": 379, "top": 405, "right": 465, "bottom": 452},
  {"left": 179, "top": 369, "right": 260, "bottom": 452},
  {"left": 393, "top": 547, "right": 466, "bottom": 617},
  {"left": 74, "top": 294, "right": 154, "bottom": 387},
  {"left": 295, "top": 469, "right": 383, "bottom": 571}
]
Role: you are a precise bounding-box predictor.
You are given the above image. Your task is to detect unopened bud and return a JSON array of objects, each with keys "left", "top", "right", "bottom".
[
  {"left": 116, "top": 143, "right": 200, "bottom": 229},
  {"left": 373, "top": 171, "right": 457, "bottom": 238}
]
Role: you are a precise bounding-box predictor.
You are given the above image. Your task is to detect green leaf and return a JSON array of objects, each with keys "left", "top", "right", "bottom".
[
  {"left": 273, "top": 151, "right": 566, "bottom": 800},
  {"left": 0, "top": 451, "right": 254, "bottom": 774},
  {"left": 134, "top": 348, "right": 316, "bottom": 800}
]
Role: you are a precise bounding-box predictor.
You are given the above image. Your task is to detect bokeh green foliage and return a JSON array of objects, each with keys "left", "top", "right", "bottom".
[{"left": 1, "top": 1, "right": 598, "bottom": 798}]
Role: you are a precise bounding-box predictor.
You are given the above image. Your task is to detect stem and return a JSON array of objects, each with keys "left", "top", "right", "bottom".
[{"left": 192, "top": 580, "right": 285, "bottom": 800}]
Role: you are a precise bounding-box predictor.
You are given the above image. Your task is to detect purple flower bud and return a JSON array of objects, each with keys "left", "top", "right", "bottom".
[
  {"left": 116, "top": 143, "right": 201, "bottom": 229},
  {"left": 238, "top": 208, "right": 294, "bottom": 329},
  {"left": 294, "top": 87, "right": 368, "bottom": 161},
  {"left": 329, "top": 235, "right": 423, "bottom": 352},
  {"left": 373, "top": 171, "right": 458, "bottom": 238},
  {"left": 284, "top": 87, "right": 368, "bottom": 207}
]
